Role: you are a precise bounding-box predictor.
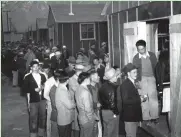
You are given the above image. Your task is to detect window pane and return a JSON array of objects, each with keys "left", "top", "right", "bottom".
[
  {"left": 82, "top": 32, "right": 88, "bottom": 39},
  {"left": 87, "top": 24, "right": 94, "bottom": 32},
  {"left": 81, "top": 24, "right": 87, "bottom": 32},
  {"left": 88, "top": 32, "right": 94, "bottom": 38}
]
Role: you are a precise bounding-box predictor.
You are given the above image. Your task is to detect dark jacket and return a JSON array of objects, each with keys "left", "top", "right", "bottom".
[
  {"left": 12, "top": 59, "right": 18, "bottom": 71},
  {"left": 23, "top": 73, "right": 46, "bottom": 103},
  {"left": 133, "top": 51, "right": 157, "bottom": 81},
  {"left": 120, "top": 79, "right": 142, "bottom": 122},
  {"left": 97, "top": 65, "right": 105, "bottom": 84},
  {"left": 99, "top": 81, "right": 119, "bottom": 115},
  {"left": 50, "top": 56, "right": 66, "bottom": 70}
]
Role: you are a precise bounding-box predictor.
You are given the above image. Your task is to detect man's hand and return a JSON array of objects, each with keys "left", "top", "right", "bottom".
[
  {"left": 97, "top": 103, "right": 101, "bottom": 108},
  {"left": 141, "top": 95, "right": 148, "bottom": 102},
  {"left": 35, "top": 88, "right": 41, "bottom": 92}
]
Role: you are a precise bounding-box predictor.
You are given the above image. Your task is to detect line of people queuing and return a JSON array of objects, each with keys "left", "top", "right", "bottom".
[{"left": 3, "top": 39, "right": 170, "bottom": 137}]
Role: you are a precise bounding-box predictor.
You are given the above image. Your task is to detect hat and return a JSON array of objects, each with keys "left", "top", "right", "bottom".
[
  {"left": 68, "top": 56, "right": 76, "bottom": 64},
  {"left": 52, "top": 46, "right": 58, "bottom": 50},
  {"left": 63, "top": 45, "right": 66, "bottom": 48},
  {"left": 123, "top": 63, "right": 137, "bottom": 73},
  {"left": 103, "top": 68, "right": 117, "bottom": 80},
  {"left": 33, "top": 59, "right": 40, "bottom": 63},
  {"left": 55, "top": 51, "right": 61, "bottom": 55},
  {"left": 75, "top": 64, "right": 85, "bottom": 70}
]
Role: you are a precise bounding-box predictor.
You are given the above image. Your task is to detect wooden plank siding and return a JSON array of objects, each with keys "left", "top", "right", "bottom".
[{"left": 57, "top": 22, "right": 107, "bottom": 56}]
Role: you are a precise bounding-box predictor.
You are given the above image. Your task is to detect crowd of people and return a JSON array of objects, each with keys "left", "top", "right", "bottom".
[{"left": 2, "top": 39, "right": 170, "bottom": 137}]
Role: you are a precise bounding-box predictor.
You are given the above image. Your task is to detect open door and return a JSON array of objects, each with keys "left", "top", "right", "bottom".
[
  {"left": 169, "top": 14, "right": 181, "bottom": 137},
  {"left": 123, "top": 21, "right": 147, "bottom": 65}
]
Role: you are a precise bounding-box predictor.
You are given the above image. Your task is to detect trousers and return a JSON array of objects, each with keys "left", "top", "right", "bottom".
[
  {"left": 102, "top": 110, "right": 119, "bottom": 137},
  {"left": 29, "top": 100, "right": 46, "bottom": 136}
]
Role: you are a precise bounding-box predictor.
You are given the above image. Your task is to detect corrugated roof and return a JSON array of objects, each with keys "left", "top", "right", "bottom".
[
  {"left": 50, "top": 3, "right": 106, "bottom": 23},
  {"left": 37, "top": 18, "right": 48, "bottom": 29}
]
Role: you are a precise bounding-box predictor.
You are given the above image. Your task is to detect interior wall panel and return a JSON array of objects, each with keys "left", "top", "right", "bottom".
[{"left": 112, "top": 13, "right": 120, "bottom": 66}]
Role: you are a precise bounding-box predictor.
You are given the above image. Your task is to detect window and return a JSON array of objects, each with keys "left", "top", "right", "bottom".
[{"left": 80, "top": 23, "right": 96, "bottom": 40}]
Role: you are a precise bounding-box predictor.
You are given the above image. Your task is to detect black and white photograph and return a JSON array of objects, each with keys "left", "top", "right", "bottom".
[{"left": 1, "top": 1, "right": 181, "bottom": 137}]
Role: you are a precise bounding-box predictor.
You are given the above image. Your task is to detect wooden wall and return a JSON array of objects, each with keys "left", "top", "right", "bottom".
[
  {"left": 57, "top": 22, "right": 108, "bottom": 56},
  {"left": 108, "top": 1, "right": 181, "bottom": 68},
  {"left": 169, "top": 14, "right": 181, "bottom": 137}
]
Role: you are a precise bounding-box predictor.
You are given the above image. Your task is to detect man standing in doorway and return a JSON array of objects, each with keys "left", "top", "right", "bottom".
[{"left": 133, "top": 40, "right": 159, "bottom": 124}]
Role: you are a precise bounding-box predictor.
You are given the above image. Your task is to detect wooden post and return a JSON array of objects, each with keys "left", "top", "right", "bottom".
[{"left": 169, "top": 14, "right": 181, "bottom": 137}]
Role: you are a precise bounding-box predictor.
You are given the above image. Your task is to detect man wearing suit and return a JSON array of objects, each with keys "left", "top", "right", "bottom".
[
  {"left": 133, "top": 40, "right": 159, "bottom": 124},
  {"left": 120, "top": 63, "right": 145, "bottom": 137},
  {"left": 23, "top": 61, "right": 47, "bottom": 137}
]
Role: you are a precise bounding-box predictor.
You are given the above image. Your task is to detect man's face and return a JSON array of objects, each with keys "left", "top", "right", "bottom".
[
  {"left": 69, "top": 63, "right": 75, "bottom": 70},
  {"left": 31, "top": 64, "right": 39, "bottom": 73},
  {"left": 91, "top": 73, "right": 100, "bottom": 83},
  {"left": 128, "top": 69, "right": 137, "bottom": 80},
  {"left": 93, "top": 59, "right": 99, "bottom": 65},
  {"left": 52, "top": 49, "right": 57, "bottom": 53},
  {"left": 137, "top": 45, "right": 146, "bottom": 55},
  {"left": 43, "top": 68, "right": 50, "bottom": 75},
  {"left": 104, "top": 56, "right": 109, "bottom": 63},
  {"left": 55, "top": 52, "right": 61, "bottom": 59}
]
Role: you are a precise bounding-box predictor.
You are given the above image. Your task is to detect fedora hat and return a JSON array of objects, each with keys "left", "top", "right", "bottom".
[
  {"left": 75, "top": 64, "right": 85, "bottom": 70},
  {"left": 103, "top": 68, "right": 118, "bottom": 80}
]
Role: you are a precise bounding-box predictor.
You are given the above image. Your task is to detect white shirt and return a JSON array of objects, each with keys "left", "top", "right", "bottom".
[
  {"left": 139, "top": 51, "right": 150, "bottom": 59},
  {"left": 32, "top": 73, "right": 41, "bottom": 88},
  {"left": 44, "top": 77, "right": 58, "bottom": 101},
  {"left": 128, "top": 77, "right": 135, "bottom": 85}
]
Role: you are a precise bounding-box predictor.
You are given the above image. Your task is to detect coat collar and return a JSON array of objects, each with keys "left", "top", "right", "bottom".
[{"left": 139, "top": 51, "right": 150, "bottom": 59}]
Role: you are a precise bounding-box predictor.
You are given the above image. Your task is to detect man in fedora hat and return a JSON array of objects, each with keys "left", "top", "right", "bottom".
[
  {"left": 120, "top": 63, "right": 145, "bottom": 137},
  {"left": 68, "top": 63, "right": 85, "bottom": 137},
  {"left": 99, "top": 68, "right": 120, "bottom": 137}
]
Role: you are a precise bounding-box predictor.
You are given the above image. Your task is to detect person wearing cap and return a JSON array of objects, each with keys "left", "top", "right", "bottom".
[
  {"left": 120, "top": 63, "right": 143, "bottom": 137},
  {"left": 23, "top": 61, "right": 47, "bottom": 137},
  {"left": 98, "top": 68, "right": 120, "bottom": 137},
  {"left": 133, "top": 40, "right": 159, "bottom": 124},
  {"left": 55, "top": 70, "right": 75, "bottom": 137},
  {"left": 65, "top": 56, "right": 76, "bottom": 77},
  {"left": 68, "top": 63, "right": 85, "bottom": 137}
]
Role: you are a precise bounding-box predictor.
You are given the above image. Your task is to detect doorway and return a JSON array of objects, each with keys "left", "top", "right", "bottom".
[{"left": 146, "top": 19, "right": 170, "bottom": 137}]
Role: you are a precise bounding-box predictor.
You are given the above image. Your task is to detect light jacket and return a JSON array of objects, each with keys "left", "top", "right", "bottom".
[
  {"left": 75, "top": 85, "right": 96, "bottom": 125},
  {"left": 55, "top": 84, "right": 75, "bottom": 126}
]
